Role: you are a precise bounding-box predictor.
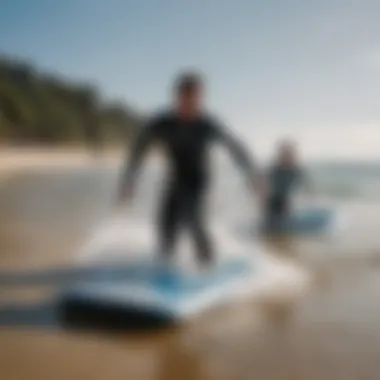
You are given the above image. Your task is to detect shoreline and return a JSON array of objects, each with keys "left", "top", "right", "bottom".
[
  {"left": 0, "top": 147, "right": 123, "bottom": 176},
  {"left": 0, "top": 146, "right": 166, "bottom": 178}
]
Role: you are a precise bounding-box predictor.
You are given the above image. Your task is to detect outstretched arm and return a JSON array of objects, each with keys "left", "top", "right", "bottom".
[
  {"left": 212, "top": 121, "right": 264, "bottom": 196},
  {"left": 212, "top": 122, "right": 256, "bottom": 178},
  {"left": 118, "top": 119, "right": 158, "bottom": 202}
]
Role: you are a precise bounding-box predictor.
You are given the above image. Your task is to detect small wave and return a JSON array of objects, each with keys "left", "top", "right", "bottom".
[
  {"left": 310, "top": 163, "right": 380, "bottom": 200},
  {"left": 313, "top": 181, "right": 380, "bottom": 199}
]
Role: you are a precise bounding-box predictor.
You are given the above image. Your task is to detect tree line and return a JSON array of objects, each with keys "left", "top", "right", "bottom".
[{"left": 0, "top": 55, "right": 141, "bottom": 148}]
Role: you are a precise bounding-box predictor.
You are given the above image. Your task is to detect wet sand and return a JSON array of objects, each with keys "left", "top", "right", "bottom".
[{"left": 1, "top": 157, "right": 380, "bottom": 380}]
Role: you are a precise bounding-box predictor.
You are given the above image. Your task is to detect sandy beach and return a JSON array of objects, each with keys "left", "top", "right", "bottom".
[
  {"left": 0, "top": 148, "right": 122, "bottom": 177},
  {"left": 0, "top": 149, "right": 380, "bottom": 380}
]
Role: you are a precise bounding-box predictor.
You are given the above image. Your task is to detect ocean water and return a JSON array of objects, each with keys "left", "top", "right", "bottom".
[
  {"left": 121, "top": 157, "right": 380, "bottom": 224},
  {"left": 310, "top": 162, "right": 380, "bottom": 200}
]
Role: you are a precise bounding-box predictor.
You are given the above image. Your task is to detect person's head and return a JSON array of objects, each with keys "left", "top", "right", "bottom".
[
  {"left": 173, "top": 71, "right": 204, "bottom": 118},
  {"left": 276, "top": 139, "right": 298, "bottom": 166}
]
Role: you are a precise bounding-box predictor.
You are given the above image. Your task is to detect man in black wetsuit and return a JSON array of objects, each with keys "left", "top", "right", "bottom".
[{"left": 118, "top": 72, "right": 261, "bottom": 268}]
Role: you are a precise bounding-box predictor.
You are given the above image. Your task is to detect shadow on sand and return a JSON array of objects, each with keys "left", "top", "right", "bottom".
[{"left": 0, "top": 262, "right": 177, "bottom": 334}]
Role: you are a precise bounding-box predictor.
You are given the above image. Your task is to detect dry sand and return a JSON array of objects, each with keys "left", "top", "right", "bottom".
[{"left": 0, "top": 147, "right": 121, "bottom": 176}]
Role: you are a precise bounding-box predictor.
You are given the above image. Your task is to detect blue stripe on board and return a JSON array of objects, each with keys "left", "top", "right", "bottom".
[
  {"left": 0, "top": 258, "right": 252, "bottom": 289},
  {"left": 0, "top": 264, "right": 152, "bottom": 287}
]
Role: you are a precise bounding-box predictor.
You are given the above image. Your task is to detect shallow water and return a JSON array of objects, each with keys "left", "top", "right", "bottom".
[{"left": 1, "top": 162, "right": 380, "bottom": 380}]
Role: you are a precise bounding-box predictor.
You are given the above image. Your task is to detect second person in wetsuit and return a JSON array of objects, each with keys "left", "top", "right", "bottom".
[
  {"left": 118, "top": 72, "right": 262, "bottom": 268},
  {"left": 264, "top": 140, "right": 312, "bottom": 231}
]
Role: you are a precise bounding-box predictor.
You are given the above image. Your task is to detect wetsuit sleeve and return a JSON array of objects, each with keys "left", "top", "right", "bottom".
[
  {"left": 118, "top": 117, "right": 160, "bottom": 198},
  {"left": 210, "top": 120, "right": 256, "bottom": 178}
]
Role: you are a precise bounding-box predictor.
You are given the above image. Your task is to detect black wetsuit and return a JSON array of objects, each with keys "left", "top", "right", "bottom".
[
  {"left": 265, "top": 165, "right": 305, "bottom": 229},
  {"left": 120, "top": 110, "right": 255, "bottom": 264}
]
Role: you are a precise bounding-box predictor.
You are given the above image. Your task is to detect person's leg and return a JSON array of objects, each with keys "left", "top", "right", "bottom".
[
  {"left": 157, "top": 184, "right": 182, "bottom": 263},
  {"left": 185, "top": 186, "right": 213, "bottom": 266},
  {"left": 265, "top": 196, "right": 284, "bottom": 232},
  {"left": 271, "top": 195, "right": 292, "bottom": 232}
]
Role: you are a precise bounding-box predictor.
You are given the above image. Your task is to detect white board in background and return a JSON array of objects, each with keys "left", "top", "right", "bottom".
[{"left": 238, "top": 206, "right": 348, "bottom": 240}]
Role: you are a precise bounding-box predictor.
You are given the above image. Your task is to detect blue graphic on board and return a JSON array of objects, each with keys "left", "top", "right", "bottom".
[
  {"left": 150, "top": 259, "right": 250, "bottom": 299},
  {"left": 60, "top": 257, "right": 253, "bottom": 323}
]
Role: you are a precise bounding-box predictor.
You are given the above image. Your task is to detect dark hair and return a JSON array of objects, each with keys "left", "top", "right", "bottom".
[{"left": 175, "top": 71, "right": 203, "bottom": 94}]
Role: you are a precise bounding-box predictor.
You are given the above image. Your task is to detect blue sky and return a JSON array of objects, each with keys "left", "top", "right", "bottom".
[{"left": 1, "top": 0, "right": 379, "bottom": 159}]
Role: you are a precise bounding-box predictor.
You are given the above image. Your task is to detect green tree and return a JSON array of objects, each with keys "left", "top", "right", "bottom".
[{"left": 0, "top": 55, "right": 140, "bottom": 146}]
